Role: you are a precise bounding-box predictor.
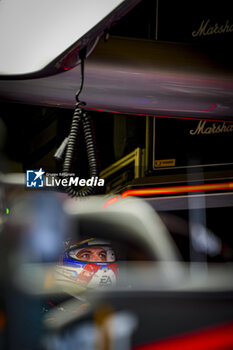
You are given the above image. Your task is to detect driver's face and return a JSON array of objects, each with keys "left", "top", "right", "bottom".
[{"left": 76, "top": 247, "right": 107, "bottom": 262}]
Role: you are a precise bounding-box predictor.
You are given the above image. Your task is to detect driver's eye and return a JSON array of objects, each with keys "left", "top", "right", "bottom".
[
  {"left": 99, "top": 252, "right": 106, "bottom": 258},
  {"left": 80, "top": 253, "right": 90, "bottom": 259}
]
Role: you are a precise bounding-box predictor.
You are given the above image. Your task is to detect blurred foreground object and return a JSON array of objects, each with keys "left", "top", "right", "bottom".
[{"left": 1, "top": 193, "right": 233, "bottom": 350}]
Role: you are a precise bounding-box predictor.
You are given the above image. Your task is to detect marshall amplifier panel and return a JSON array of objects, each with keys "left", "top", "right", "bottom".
[
  {"left": 157, "top": 0, "right": 233, "bottom": 45},
  {"left": 152, "top": 117, "right": 233, "bottom": 171}
]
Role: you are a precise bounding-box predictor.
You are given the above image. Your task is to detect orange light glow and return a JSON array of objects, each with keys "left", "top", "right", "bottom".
[
  {"left": 121, "top": 182, "right": 233, "bottom": 198},
  {"left": 103, "top": 195, "right": 120, "bottom": 209}
]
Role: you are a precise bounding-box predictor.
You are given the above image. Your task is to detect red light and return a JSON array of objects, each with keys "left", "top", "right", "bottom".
[
  {"left": 134, "top": 322, "right": 233, "bottom": 350},
  {"left": 62, "top": 46, "right": 80, "bottom": 71},
  {"left": 121, "top": 182, "right": 233, "bottom": 198},
  {"left": 201, "top": 102, "right": 216, "bottom": 112},
  {"left": 103, "top": 195, "right": 120, "bottom": 209},
  {"left": 89, "top": 107, "right": 233, "bottom": 124},
  {"left": 47, "top": 301, "right": 55, "bottom": 306}
]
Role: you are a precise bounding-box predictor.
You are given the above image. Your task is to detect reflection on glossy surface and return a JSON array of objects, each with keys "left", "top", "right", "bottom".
[{"left": 0, "top": 38, "right": 233, "bottom": 119}]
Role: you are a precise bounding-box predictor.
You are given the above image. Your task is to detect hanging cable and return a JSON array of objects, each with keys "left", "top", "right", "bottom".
[{"left": 55, "top": 48, "right": 99, "bottom": 197}]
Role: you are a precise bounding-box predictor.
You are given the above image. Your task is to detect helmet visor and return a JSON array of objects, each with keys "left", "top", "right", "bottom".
[{"left": 68, "top": 245, "right": 116, "bottom": 263}]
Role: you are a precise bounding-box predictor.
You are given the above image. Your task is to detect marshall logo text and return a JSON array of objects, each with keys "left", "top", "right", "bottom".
[
  {"left": 190, "top": 120, "right": 233, "bottom": 135},
  {"left": 192, "top": 19, "right": 233, "bottom": 37}
]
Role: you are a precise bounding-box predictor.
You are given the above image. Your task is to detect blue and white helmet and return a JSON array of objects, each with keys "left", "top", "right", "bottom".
[{"left": 56, "top": 238, "right": 118, "bottom": 289}]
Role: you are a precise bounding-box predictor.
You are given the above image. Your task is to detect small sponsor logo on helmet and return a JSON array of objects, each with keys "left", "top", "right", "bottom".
[{"left": 99, "top": 276, "right": 113, "bottom": 286}]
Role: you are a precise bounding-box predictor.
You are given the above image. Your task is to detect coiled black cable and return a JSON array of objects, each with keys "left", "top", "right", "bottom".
[{"left": 61, "top": 49, "right": 99, "bottom": 197}]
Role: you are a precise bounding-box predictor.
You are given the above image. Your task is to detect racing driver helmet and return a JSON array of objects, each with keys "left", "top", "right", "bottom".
[{"left": 56, "top": 238, "right": 118, "bottom": 290}]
